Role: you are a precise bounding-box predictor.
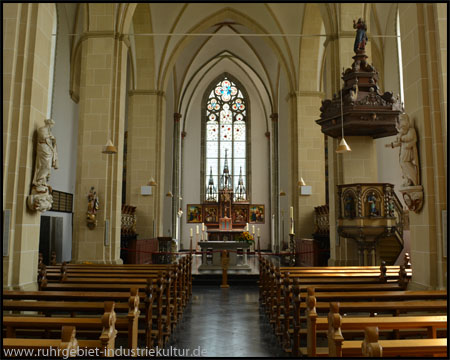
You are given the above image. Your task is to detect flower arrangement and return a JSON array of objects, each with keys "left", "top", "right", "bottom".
[{"left": 238, "top": 231, "right": 254, "bottom": 245}]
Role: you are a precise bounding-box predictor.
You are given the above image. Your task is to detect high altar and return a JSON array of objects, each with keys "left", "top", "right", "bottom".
[
  {"left": 203, "top": 150, "right": 247, "bottom": 241},
  {"left": 197, "top": 151, "right": 254, "bottom": 270}
]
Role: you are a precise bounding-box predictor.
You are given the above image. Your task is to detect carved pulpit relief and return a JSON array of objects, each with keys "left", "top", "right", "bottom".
[{"left": 385, "top": 113, "right": 424, "bottom": 213}]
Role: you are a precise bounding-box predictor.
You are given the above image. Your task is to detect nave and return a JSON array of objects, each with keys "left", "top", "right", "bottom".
[{"left": 170, "top": 285, "right": 285, "bottom": 358}]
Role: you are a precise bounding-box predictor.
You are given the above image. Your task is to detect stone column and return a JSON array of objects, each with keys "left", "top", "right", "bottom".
[
  {"left": 398, "top": 3, "right": 447, "bottom": 289},
  {"left": 125, "top": 90, "right": 166, "bottom": 240},
  {"left": 171, "top": 113, "right": 182, "bottom": 247},
  {"left": 292, "top": 92, "right": 326, "bottom": 239},
  {"left": 3, "top": 4, "right": 57, "bottom": 289},
  {"left": 72, "top": 14, "right": 129, "bottom": 263},
  {"left": 270, "top": 113, "right": 280, "bottom": 253}
]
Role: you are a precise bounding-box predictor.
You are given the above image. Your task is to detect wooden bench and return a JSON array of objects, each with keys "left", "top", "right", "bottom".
[
  {"left": 3, "top": 325, "right": 78, "bottom": 357},
  {"left": 342, "top": 327, "right": 447, "bottom": 357},
  {"left": 3, "top": 289, "right": 140, "bottom": 351},
  {"left": 261, "top": 265, "right": 411, "bottom": 348},
  {"left": 309, "top": 301, "right": 447, "bottom": 357},
  {"left": 3, "top": 302, "right": 117, "bottom": 357},
  {"left": 37, "top": 268, "right": 177, "bottom": 347}
]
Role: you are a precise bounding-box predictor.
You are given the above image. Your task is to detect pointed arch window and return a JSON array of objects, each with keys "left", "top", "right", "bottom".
[{"left": 203, "top": 75, "right": 249, "bottom": 202}]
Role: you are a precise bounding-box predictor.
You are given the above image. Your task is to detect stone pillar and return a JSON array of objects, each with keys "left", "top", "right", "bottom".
[
  {"left": 72, "top": 6, "right": 128, "bottom": 264},
  {"left": 3, "top": 3, "right": 56, "bottom": 289},
  {"left": 171, "top": 113, "right": 182, "bottom": 247},
  {"left": 292, "top": 92, "right": 326, "bottom": 239},
  {"left": 270, "top": 113, "right": 280, "bottom": 253},
  {"left": 398, "top": 3, "right": 447, "bottom": 289},
  {"left": 125, "top": 90, "right": 166, "bottom": 240}
]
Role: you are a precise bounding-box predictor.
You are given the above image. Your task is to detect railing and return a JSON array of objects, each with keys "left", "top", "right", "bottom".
[{"left": 391, "top": 192, "right": 404, "bottom": 247}]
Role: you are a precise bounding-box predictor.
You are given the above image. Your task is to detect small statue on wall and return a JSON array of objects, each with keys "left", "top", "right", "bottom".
[
  {"left": 87, "top": 186, "right": 99, "bottom": 229},
  {"left": 27, "top": 119, "right": 58, "bottom": 212},
  {"left": 385, "top": 113, "right": 424, "bottom": 212}
]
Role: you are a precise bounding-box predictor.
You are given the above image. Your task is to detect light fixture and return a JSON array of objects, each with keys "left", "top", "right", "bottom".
[
  {"left": 149, "top": 177, "right": 157, "bottom": 186},
  {"left": 102, "top": 139, "right": 117, "bottom": 154},
  {"left": 298, "top": 177, "right": 306, "bottom": 187},
  {"left": 279, "top": 190, "right": 286, "bottom": 196},
  {"left": 166, "top": 191, "right": 173, "bottom": 197},
  {"left": 335, "top": 84, "right": 352, "bottom": 153}
]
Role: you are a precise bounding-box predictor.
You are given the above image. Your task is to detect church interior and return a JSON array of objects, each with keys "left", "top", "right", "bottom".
[{"left": 2, "top": 2, "right": 448, "bottom": 357}]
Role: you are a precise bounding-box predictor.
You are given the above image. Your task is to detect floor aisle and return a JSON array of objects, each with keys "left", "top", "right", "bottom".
[{"left": 169, "top": 284, "right": 286, "bottom": 357}]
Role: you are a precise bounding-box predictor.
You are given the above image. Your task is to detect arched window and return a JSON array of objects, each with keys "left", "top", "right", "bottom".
[{"left": 202, "top": 75, "right": 249, "bottom": 202}]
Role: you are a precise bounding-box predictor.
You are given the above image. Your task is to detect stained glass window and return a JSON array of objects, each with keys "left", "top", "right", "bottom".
[{"left": 205, "top": 76, "right": 247, "bottom": 202}]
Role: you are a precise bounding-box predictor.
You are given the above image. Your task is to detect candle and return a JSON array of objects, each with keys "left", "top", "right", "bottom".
[
  {"left": 190, "top": 228, "right": 193, "bottom": 237},
  {"left": 202, "top": 222, "right": 205, "bottom": 232},
  {"left": 196, "top": 225, "right": 199, "bottom": 234},
  {"left": 252, "top": 225, "right": 255, "bottom": 234},
  {"left": 290, "top": 206, "right": 294, "bottom": 219},
  {"left": 201, "top": 232, "right": 203, "bottom": 241},
  {"left": 257, "top": 228, "right": 260, "bottom": 237},
  {"left": 246, "top": 223, "right": 249, "bottom": 231}
]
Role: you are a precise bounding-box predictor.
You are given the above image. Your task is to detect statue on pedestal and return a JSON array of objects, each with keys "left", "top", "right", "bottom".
[
  {"left": 87, "top": 187, "right": 99, "bottom": 229},
  {"left": 353, "top": 18, "right": 368, "bottom": 54},
  {"left": 385, "top": 114, "right": 424, "bottom": 212},
  {"left": 27, "top": 119, "right": 58, "bottom": 212}
]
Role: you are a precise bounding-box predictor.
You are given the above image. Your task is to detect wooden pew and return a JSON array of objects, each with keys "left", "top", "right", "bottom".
[
  {"left": 310, "top": 301, "right": 447, "bottom": 357},
  {"left": 343, "top": 327, "right": 447, "bottom": 357},
  {"left": 262, "top": 265, "right": 411, "bottom": 348},
  {"left": 3, "top": 289, "right": 140, "bottom": 351},
  {"left": 38, "top": 268, "right": 174, "bottom": 347},
  {"left": 286, "top": 286, "right": 446, "bottom": 356},
  {"left": 3, "top": 287, "right": 161, "bottom": 349},
  {"left": 3, "top": 325, "right": 78, "bottom": 356},
  {"left": 3, "top": 302, "right": 117, "bottom": 357}
]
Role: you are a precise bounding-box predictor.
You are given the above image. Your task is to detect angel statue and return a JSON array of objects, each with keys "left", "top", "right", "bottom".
[{"left": 385, "top": 114, "right": 420, "bottom": 187}]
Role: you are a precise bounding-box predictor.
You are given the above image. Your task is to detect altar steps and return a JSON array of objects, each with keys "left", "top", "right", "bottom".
[{"left": 193, "top": 273, "right": 259, "bottom": 285}]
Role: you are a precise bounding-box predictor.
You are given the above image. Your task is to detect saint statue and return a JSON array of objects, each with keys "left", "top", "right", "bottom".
[
  {"left": 353, "top": 18, "right": 368, "bottom": 53},
  {"left": 366, "top": 192, "right": 378, "bottom": 216},
  {"left": 385, "top": 114, "right": 420, "bottom": 187},
  {"left": 27, "top": 119, "right": 58, "bottom": 212},
  {"left": 32, "top": 119, "right": 58, "bottom": 191},
  {"left": 87, "top": 187, "right": 99, "bottom": 229}
]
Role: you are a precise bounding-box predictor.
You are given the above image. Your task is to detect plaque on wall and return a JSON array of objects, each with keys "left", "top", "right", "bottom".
[
  {"left": 249, "top": 204, "right": 265, "bottom": 223},
  {"left": 232, "top": 204, "right": 249, "bottom": 224},
  {"left": 50, "top": 190, "right": 73, "bottom": 213},
  {"left": 187, "top": 204, "right": 203, "bottom": 223},
  {"left": 203, "top": 204, "right": 219, "bottom": 224}
]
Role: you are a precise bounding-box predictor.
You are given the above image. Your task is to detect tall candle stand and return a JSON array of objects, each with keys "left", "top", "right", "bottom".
[{"left": 289, "top": 232, "right": 296, "bottom": 266}]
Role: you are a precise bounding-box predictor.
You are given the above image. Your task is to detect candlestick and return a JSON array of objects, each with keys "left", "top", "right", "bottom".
[
  {"left": 196, "top": 225, "right": 199, "bottom": 234},
  {"left": 190, "top": 228, "right": 193, "bottom": 237}
]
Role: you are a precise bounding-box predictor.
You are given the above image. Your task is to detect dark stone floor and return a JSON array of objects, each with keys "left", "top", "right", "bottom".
[{"left": 168, "top": 284, "right": 286, "bottom": 357}]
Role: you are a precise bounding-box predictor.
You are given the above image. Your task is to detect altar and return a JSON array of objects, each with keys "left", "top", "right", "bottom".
[
  {"left": 207, "top": 229, "right": 243, "bottom": 242},
  {"left": 198, "top": 241, "right": 251, "bottom": 271}
]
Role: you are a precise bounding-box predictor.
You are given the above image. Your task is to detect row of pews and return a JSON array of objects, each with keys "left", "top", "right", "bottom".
[
  {"left": 259, "top": 254, "right": 447, "bottom": 357},
  {"left": 3, "top": 255, "right": 192, "bottom": 356}
]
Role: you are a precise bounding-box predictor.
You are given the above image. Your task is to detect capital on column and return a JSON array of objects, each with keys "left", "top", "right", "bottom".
[{"left": 174, "top": 113, "right": 182, "bottom": 122}]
